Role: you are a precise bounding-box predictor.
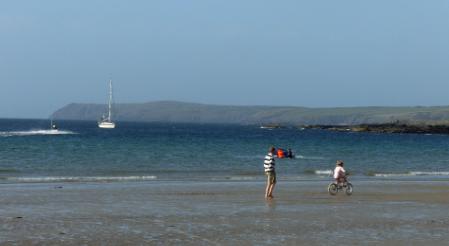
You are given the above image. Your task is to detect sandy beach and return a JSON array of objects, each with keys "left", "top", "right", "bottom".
[{"left": 1, "top": 180, "right": 449, "bottom": 245}]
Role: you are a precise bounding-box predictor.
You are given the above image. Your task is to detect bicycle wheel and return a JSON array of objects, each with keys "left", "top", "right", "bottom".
[
  {"left": 345, "top": 183, "right": 353, "bottom": 196},
  {"left": 328, "top": 183, "right": 338, "bottom": 195}
]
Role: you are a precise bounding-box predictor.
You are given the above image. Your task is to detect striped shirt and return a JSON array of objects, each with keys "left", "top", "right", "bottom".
[{"left": 264, "top": 152, "right": 275, "bottom": 172}]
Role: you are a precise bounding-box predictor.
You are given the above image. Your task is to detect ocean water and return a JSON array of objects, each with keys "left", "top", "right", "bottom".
[{"left": 1, "top": 119, "right": 449, "bottom": 183}]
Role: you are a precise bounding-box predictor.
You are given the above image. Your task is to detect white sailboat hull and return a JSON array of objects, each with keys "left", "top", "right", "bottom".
[{"left": 98, "top": 122, "right": 116, "bottom": 129}]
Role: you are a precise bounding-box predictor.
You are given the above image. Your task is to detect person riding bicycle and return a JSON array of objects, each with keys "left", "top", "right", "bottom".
[
  {"left": 333, "top": 160, "right": 347, "bottom": 185},
  {"left": 328, "top": 160, "right": 353, "bottom": 196}
]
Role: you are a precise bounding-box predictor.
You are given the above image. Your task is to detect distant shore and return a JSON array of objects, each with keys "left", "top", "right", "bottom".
[
  {"left": 302, "top": 123, "right": 449, "bottom": 135},
  {"left": 52, "top": 101, "right": 449, "bottom": 125}
]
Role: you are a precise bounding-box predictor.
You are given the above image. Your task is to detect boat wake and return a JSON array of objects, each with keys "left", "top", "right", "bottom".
[{"left": 0, "top": 129, "right": 77, "bottom": 137}]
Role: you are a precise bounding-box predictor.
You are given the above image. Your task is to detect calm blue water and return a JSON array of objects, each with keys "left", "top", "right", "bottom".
[{"left": 1, "top": 119, "right": 449, "bottom": 183}]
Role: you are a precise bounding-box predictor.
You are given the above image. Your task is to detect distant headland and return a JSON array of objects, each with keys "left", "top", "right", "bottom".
[
  {"left": 302, "top": 123, "right": 449, "bottom": 135},
  {"left": 52, "top": 101, "right": 449, "bottom": 128}
]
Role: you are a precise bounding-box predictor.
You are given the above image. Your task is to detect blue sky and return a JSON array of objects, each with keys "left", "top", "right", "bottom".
[{"left": 1, "top": 0, "right": 449, "bottom": 118}]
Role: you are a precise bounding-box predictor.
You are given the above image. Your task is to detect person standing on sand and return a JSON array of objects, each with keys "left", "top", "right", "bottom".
[{"left": 264, "top": 146, "right": 276, "bottom": 199}]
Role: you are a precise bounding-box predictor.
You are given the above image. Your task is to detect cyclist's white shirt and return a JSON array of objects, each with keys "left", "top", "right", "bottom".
[{"left": 334, "top": 166, "right": 346, "bottom": 179}]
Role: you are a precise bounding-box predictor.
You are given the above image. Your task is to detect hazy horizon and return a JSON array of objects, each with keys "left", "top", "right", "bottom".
[{"left": 1, "top": 0, "right": 449, "bottom": 118}]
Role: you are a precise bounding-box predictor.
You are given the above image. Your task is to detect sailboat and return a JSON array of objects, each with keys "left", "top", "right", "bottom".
[{"left": 98, "top": 79, "right": 116, "bottom": 129}]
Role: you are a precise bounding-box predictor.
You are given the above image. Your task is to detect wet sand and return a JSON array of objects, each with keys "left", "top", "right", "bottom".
[{"left": 1, "top": 180, "right": 449, "bottom": 245}]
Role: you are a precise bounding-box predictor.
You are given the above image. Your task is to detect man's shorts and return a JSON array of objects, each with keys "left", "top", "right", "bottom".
[{"left": 265, "top": 171, "right": 277, "bottom": 184}]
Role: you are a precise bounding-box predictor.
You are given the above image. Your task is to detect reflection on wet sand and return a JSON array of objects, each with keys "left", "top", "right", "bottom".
[{"left": 1, "top": 181, "right": 449, "bottom": 245}]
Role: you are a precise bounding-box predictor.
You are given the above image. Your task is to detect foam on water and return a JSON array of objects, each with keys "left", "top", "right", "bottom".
[
  {"left": 314, "top": 170, "right": 333, "bottom": 175},
  {"left": 296, "top": 155, "right": 327, "bottom": 160},
  {"left": 374, "top": 171, "right": 449, "bottom": 177},
  {"left": 0, "top": 129, "right": 76, "bottom": 137},
  {"left": 5, "top": 176, "right": 157, "bottom": 183},
  {"left": 227, "top": 176, "right": 258, "bottom": 181}
]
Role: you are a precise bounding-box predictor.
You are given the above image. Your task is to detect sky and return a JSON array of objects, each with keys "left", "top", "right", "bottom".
[{"left": 1, "top": 0, "right": 449, "bottom": 118}]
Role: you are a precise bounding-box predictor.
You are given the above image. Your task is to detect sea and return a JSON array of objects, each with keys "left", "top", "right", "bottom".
[{"left": 1, "top": 119, "right": 449, "bottom": 183}]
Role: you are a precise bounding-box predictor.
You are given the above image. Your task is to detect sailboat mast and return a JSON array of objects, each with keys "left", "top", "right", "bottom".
[
  {"left": 98, "top": 77, "right": 116, "bottom": 128},
  {"left": 108, "top": 79, "right": 113, "bottom": 121}
]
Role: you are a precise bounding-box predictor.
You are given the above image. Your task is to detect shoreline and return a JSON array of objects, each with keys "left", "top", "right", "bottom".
[
  {"left": 2, "top": 180, "right": 449, "bottom": 244},
  {"left": 2, "top": 174, "right": 449, "bottom": 185}
]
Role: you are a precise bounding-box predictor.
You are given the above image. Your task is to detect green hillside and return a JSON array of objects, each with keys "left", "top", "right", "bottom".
[{"left": 52, "top": 101, "right": 449, "bottom": 125}]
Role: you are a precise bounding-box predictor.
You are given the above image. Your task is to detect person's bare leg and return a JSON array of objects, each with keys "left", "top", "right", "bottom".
[
  {"left": 268, "top": 183, "right": 276, "bottom": 198},
  {"left": 265, "top": 179, "right": 270, "bottom": 198}
]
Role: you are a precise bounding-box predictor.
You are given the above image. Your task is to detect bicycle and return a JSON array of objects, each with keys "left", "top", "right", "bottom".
[{"left": 328, "top": 174, "right": 353, "bottom": 196}]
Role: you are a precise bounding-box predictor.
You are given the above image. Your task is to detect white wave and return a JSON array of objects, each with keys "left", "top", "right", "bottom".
[
  {"left": 314, "top": 170, "right": 333, "bottom": 175},
  {"left": 227, "top": 176, "right": 257, "bottom": 181},
  {"left": 0, "top": 129, "right": 76, "bottom": 137},
  {"left": 296, "top": 155, "right": 326, "bottom": 160},
  {"left": 410, "top": 171, "right": 449, "bottom": 176},
  {"left": 374, "top": 173, "right": 412, "bottom": 177},
  {"left": 374, "top": 171, "right": 449, "bottom": 177},
  {"left": 6, "top": 176, "right": 157, "bottom": 182}
]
